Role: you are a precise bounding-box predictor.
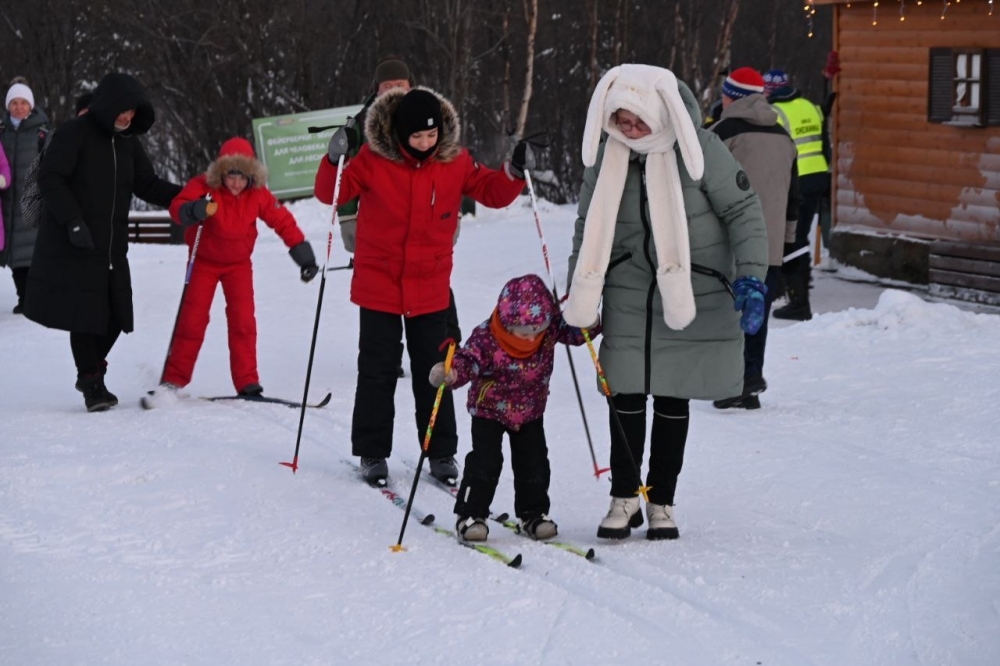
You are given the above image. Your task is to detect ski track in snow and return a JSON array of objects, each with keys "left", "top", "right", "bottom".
[{"left": 2, "top": 197, "right": 999, "bottom": 665}]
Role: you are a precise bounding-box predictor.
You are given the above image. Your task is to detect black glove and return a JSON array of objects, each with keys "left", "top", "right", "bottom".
[
  {"left": 68, "top": 221, "right": 95, "bottom": 250},
  {"left": 509, "top": 140, "right": 536, "bottom": 179},
  {"left": 177, "top": 199, "right": 216, "bottom": 226},
  {"left": 289, "top": 241, "right": 319, "bottom": 283},
  {"left": 328, "top": 127, "right": 360, "bottom": 163}
]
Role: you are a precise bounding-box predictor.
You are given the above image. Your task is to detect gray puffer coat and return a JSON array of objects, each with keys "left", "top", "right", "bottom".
[{"left": 569, "top": 81, "right": 768, "bottom": 400}]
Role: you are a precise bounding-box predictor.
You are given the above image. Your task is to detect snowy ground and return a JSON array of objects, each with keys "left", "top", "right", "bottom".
[{"left": 2, "top": 197, "right": 998, "bottom": 665}]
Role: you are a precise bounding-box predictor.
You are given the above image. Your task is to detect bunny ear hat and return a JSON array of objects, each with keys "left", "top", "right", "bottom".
[{"left": 564, "top": 64, "right": 704, "bottom": 331}]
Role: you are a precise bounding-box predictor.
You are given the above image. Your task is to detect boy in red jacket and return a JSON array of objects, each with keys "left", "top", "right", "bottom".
[
  {"left": 160, "top": 137, "right": 317, "bottom": 397},
  {"left": 314, "top": 87, "right": 533, "bottom": 487}
]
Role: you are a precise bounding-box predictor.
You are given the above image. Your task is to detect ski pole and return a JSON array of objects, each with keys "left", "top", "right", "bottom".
[
  {"left": 281, "top": 153, "right": 346, "bottom": 473},
  {"left": 580, "top": 328, "right": 649, "bottom": 502},
  {"left": 392, "top": 340, "right": 457, "bottom": 552},
  {"left": 158, "top": 198, "right": 214, "bottom": 384},
  {"left": 523, "top": 171, "right": 608, "bottom": 478}
]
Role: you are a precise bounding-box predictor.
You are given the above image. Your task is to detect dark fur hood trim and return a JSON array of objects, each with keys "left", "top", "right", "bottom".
[
  {"left": 205, "top": 153, "right": 269, "bottom": 190},
  {"left": 364, "top": 86, "right": 461, "bottom": 164}
]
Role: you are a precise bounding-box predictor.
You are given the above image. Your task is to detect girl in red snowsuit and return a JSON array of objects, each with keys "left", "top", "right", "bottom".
[
  {"left": 314, "top": 87, "right": 532, "bottom": 486},
  {"left": 164, "top": 137, "right": 318, "bottom": 395}
]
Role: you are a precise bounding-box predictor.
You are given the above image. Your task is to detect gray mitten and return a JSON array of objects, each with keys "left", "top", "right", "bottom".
[{"left": 428, "top": 362, "right": 456, "bottom": 387}]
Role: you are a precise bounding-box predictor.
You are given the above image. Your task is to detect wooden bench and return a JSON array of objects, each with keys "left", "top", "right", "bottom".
[
  {"left": 928, "top": 241, "right": 1000, "bottom": 306},
  {"left": 129, "top": 210, "right": 182, "bottom": 244}
]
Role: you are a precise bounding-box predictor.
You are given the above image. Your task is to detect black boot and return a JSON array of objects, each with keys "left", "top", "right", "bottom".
[
  {"left": 773, "top": 261, "right": 812, "bottom": 321},
  {"left": 75, "top": 361, "right": 118, "bottom": 406},
  {"left": 77, "top": 374, "right": 116, "bottom": 412}
]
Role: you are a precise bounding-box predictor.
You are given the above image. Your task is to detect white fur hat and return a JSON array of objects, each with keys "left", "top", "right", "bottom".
[
  {"left": 5, "top": 83, "right": 34, "bottom": 111},
  {"left": 580, "top": 64, "right": 703, "bottom": 180}
]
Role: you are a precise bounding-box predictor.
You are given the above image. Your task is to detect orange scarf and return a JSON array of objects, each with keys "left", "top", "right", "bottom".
[{"left": 490, "top": 308, "right": 545, "bottom": 359}]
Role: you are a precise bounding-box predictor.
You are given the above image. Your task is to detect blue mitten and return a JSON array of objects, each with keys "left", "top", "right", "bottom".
[{"left": 733, "top": 276, "right": 767, "bottom": 335}]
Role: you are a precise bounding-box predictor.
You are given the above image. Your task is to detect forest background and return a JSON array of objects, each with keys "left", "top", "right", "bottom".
[{"left": 0, "top": 0, "right": 831, "bottom": 203}]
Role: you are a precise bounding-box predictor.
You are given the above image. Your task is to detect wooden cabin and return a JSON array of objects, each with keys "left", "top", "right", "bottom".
[{"left": 810, "top": 0, "right": 1000, "bottom": 305}]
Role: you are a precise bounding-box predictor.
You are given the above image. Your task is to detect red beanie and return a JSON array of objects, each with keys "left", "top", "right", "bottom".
[
  {"left": 218, "top": 137, "right": 256, "bottom": 159},
  {"left": 722, "top": 67, "right": 766, "bottom": 100}
]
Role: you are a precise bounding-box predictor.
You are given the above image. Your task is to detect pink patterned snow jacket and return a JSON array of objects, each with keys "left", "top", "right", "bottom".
[{"left": 449, "top": 274, "right": 601, "bottom": 431}]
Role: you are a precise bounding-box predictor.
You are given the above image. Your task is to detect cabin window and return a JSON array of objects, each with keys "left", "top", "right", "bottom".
[{"left": 928, "top": 47, "right": 1000, "bottom": 127}]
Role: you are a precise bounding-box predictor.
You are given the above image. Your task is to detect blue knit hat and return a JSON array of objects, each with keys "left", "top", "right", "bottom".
[{"left": 763, "top": 69, "right": 790, "bottom": 96}]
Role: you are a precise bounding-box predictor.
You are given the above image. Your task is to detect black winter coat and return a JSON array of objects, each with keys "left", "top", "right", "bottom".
[{"left": 25, "top": 73, "right": 180, "bottom": 334}]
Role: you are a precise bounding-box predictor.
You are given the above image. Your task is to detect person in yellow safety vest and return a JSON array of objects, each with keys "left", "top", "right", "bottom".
[{"left": 765, "top": 69, "right": 830, "bottom": 321}]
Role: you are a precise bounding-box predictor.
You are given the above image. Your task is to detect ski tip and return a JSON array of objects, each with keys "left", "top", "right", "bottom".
[
  {"left": 584, "top": 548, "right": 597, "bottom": 561},
  {"left": 420, "top": 514, "right": 435, "bottom": 526},
  {"left": 494, "top": 512, "right": 510, "bottom": 523},
  {"left": 139, "top": 397, "right": 153, "bottom": 410},
  {"left": 315, "top": 392, "right": 333, "bottom": 408},
  {"left": 507, "top": 553, "right": 523, "bottom": 568}
]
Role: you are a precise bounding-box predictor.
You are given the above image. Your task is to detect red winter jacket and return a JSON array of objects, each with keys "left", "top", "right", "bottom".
[
  {"left": 314, "top": 87, "right": 524, "bottom": 317},
  {"left": 171, "top": 138, "right": 305, "bottom": 264}
]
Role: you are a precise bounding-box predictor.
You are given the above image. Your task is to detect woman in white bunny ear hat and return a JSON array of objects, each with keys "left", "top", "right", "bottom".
[{"left": 564, "top": 64, "right": 768, "bottom": 541}]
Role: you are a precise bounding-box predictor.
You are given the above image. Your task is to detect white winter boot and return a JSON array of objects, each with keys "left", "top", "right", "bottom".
[
  {"left": 597, "top": 496, "right": 643, "bottom": 539},
  {"left": 646, "top": 502, "right": 679, "bottom": 540},
  {"left": 456, "top": 516, "right": 489, "bottom": 542}
]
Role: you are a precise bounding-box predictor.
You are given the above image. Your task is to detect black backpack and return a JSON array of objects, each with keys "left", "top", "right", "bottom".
[{"left": 19, "top": 146, "right": 47, "bottom": 229}]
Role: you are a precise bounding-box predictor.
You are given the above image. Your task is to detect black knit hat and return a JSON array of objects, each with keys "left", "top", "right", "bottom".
[{"left": 393, "top": 89, "right": 442, "bottom": 142}]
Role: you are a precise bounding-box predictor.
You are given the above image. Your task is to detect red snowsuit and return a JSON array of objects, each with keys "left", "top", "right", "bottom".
[{"left": 165, "top": 138, "right": 306, "bottom": 393}]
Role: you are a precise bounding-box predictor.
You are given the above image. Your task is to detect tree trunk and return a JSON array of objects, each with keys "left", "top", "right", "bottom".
[{"left": 514, "top": 0, "right": 537, "bottom": 139}]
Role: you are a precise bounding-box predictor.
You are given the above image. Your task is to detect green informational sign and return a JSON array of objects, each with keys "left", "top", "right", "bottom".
[{"left": 252, "top": 104, "right": 363, "bottom": 200}]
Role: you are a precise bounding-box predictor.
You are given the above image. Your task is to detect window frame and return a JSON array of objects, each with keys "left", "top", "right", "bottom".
[{"left": 928, "top": 47, "right": 1000, "bottom": 127}]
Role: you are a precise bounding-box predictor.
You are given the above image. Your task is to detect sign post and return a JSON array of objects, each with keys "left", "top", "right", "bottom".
[{"left": 252, "top": 105, "right": 363, "bottom": 200}]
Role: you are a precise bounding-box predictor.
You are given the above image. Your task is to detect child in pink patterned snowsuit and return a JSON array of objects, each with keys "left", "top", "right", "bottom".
[{"left": 429, "top": 274, "right": 600, "bottom": 542}]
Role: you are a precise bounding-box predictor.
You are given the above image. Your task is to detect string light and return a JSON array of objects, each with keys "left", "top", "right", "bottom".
[{"left": 826, "top": 0, "right": 994, "bottom": 34}]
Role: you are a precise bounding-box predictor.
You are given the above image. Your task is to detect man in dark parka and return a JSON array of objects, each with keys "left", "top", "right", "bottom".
[{"left": 25, "top": 73, "right": 181, "bottom": 412}]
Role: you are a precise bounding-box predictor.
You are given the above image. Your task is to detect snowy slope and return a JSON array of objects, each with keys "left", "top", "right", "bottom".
[{"left": 2, "top": 197, "right": 999, "bottom": 666}]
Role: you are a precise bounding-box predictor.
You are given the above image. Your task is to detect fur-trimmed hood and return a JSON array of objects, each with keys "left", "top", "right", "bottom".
[
  {"left": 205, "top": 137, "right": 268, "bottom": 189},
  {"left": 364, "top": 86, "right": 462, "bottom": 164}
]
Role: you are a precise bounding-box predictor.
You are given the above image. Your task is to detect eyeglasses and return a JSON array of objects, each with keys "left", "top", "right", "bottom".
[{"left": 614, "top": 114, "right": 650, "bottom": 133}]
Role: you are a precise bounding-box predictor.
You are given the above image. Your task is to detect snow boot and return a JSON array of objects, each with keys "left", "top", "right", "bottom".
[
  {"left": 77, "top": 374, "right": 116, "bottom": 413},
  {"left": 456, "top": 516, "right": 488, "bottom": 542},
  {"left": 239, "top": 383, "right": 264, "bottom": 397},
  {"left": 141, "top": 383, "right": 179, "bottom": 410},
  {"left": 597, "top": 496, "right": 643, "bottom": 539},
  {"left": 429, "top": 456, "right": 459, "bottom": 486},
  {"left": 520, "top": 515, "right": 558, "bottom": 540},
  {"left": 713, "top": 377, "right": 765, "bottom": 410},
  {"left": 359, "top": 457, "right": 388, "bottom": 487},
  {"left": 76, "top": 361, "right": 117, "bottom": 406},
  {"left": 646, "top": 502, "right": 680, "bottom": 540},
  {"left": 773, "top": 262, "right": 812, "bottom": 321}
]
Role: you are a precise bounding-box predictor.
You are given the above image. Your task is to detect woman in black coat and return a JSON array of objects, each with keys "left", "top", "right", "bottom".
[{"left": 25, "top": 73, "right": 181, "bottom": 412}]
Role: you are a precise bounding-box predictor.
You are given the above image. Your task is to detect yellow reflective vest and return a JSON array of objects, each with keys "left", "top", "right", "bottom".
[{"left": 772, "top": 97, "right": 829, "bottom": 177}]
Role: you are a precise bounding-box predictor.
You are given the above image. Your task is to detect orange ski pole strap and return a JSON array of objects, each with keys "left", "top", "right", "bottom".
[{"left": 422, "top": 341, "right": 457, "bottom": 452}]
